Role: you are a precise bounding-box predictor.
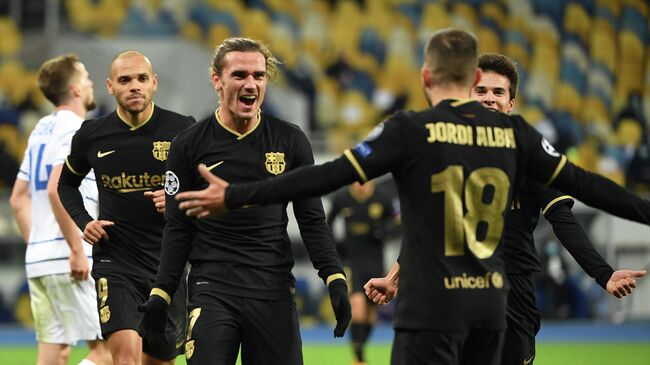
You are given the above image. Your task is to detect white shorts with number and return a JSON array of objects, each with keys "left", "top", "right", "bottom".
[{"left": 28, "top": 274, "right": 103, "bottom": 345}]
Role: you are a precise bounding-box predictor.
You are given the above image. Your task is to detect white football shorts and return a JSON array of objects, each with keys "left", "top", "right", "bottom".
[{"left": 28, "top": 274, "right": 102, "bottom": 345}]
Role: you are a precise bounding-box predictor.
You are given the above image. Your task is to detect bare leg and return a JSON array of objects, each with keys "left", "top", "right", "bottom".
[
  {"left": 84, "top": 339, "right": 113, "bottom": 365},
  {"left": 142, "top": 352, "right": 175, "bottom": 365},
  {"left": 105, "top": 329, "right": 142, "bottom": 365},
  {"left": 37, "top": 343, "right": 70, "bottom": 365}
]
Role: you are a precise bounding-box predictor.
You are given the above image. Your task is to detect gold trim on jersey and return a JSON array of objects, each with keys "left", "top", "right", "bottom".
[
  {"left": 542, "top": 195, "right": 572, "bottom": 215},
  {"left": 214, "top": 108, "right": 261, "bottom": 140},
  {"left": 117, "top": 102, "right": 155, "bottom": 131},
  {"left": 544, "top": 155, "right": 567, "bottom": 187},
  {"left": 343, "top": 149, "right": 368, "bottom": 182},
  {"left": 326, "top": 273, "right": 347, "bottom": 286},
  {"left": 65, "top": 157, "right": 86, "bottom": 176},
  {"left": 117, "top": 187, "right": 155, "bottom": 193},
  {"left": 450, "top": 98, "right": 474, "bottom": 107},
  {"left": 150, "top": 288, "right": 172, "bottom": 305}
]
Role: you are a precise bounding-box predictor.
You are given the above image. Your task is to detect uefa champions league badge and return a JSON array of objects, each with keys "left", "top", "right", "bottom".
[
  {"left": 164, "top": 170, "right": 180, "bottom": 195},
  {"left": 541, "top": 138, "right": 560, "bottom": 157},
  {"left": 365, "top": 122, "right": 385, "bottom": 142}
]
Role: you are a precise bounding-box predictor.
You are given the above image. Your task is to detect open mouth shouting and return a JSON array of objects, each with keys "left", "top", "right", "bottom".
[{"left": 240, "top": 94, "right": 257, "bottom": 109}]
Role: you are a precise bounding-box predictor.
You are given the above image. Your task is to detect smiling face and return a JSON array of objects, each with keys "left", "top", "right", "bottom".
[
  {"left": 106, "top": 53, "right": 158, "bottom": 115},
  {"left": 471, "top": 71, "right": 514, "bottom": 113},
  {"left": 212, "top": 51, "right": 267, "bottom": 125}
]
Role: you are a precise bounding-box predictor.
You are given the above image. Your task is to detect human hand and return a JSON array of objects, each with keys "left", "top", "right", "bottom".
[
  {"left": 364, "top": 277, "right": 398, "bottom": 305},
  {"left": 328, "top": 280, "right": 351, "bottom": 337},
  {"left": 69, "top": 250, "right": 90, "bottom": 281},
  {"left": 137, "top": 294, "right": 169, "bottom": 333},
  {"left": 82, "top": 220, "right": 114, "bottom": 244},
  {"left": 176, "top": 164, "right": 230, "bottom": 218},
  {"left": 606, "top": 269, "right": 647, "bottom": 298},
  {"left": 144, "top": 189, "right": 166, "bottom": 213}
]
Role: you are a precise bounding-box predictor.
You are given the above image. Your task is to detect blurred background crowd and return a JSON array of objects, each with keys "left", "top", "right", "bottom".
[{"left": 0, "top": 0, "right": 649, "bottom": 329}]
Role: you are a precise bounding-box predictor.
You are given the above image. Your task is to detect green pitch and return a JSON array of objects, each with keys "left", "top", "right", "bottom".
[{"left": 1, "top": 343, "right": 649, "bottom": 364}]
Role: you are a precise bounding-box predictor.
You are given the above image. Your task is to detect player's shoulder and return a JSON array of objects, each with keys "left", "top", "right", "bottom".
[
  {"left": 171, "top": 112, "right": 213, "bottom": 145},
  {"left": 74, "top": 110, "right": 115, "bottom": 138},
  {"left": 154, "top": 105, "right": 195, "bottom": 126},
  {"left": 505, "top": 114, "right": 530, "bottom": 129},
  {"left": 262, "top": 112, "right": 307, "bottom": 137}
]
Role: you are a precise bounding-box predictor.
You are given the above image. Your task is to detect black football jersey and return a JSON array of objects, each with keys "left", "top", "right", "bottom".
[
  {"left": 225, "top": 98, "right": 650, "bottom": 330},
  {"left": 503, "top": 179, "right": 573, "bottom": 273},
  {"left": 64, "top": 105, "right": 194, "bottom": 277},
  {"left": 157, "top": 111, "right": 342, "bottom": 301},
  {"left": 328, "top": 187, "right": 396, "bottom": 267},
  {"left": 342, "top": 99, "right": 564, "bottom": 330}
]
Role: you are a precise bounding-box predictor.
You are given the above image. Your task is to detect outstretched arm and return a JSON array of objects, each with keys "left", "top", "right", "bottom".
[
  {"left": 546, "top": 203, "right": 646, "bottom": 297},
  {"left": 177, "top": 156, "right": 359, "bottom": 217},
  {"left": 606, "top": 270, "right": 646, "bottom": 298}
]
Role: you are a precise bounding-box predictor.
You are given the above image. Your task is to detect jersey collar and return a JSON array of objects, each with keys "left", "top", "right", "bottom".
[
  {"left": 214, "top": 108, "right": 261, "bottom": 140},
  {"left": 117, "top": 102, "right": 156, "bottom": 131}
]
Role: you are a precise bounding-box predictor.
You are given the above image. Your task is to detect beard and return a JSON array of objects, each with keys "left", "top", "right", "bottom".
[
  {"left": 85, "top": 100, "right": 97, "bottom": 111},
  {"left": 119, "top": 96, "right": 150, "bottom": 114}
]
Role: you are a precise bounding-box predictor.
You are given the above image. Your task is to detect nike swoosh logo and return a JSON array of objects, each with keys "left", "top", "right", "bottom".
[
  {"left": 206, "top": 161, "right": 224, "bottom": 171},
  {"left": 97, "top": 150, "right": 116, "bottom": 158},
  {"left": 523, "top": 355, "right": 535, "bottom": 365}
]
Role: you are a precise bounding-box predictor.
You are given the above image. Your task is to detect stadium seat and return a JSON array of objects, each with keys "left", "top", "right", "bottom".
[
  {"left": 477, "top": 25, "right": 502, "bottom": 54},
  {"left": 560, "top": 42, "right": 588, "bottom": 93},
  {"left": 620, "top": 0, "right": 648, "bottom": 43},
  {"left": 563, "top": 2, "right": 591, "bottom": 46},
  {"left": 0, "top": 18, "right": 22, "bottom": 56},
  {"left": 480, "top": 2, "right": 508, "bottom": 31}
]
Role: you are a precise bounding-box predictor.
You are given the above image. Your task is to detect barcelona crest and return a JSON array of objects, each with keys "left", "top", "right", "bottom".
[
  {"left": 100, "top": 306, "right": 111, "bottom": 323},
  {"left": 152, "top": 141, "right": 171, "bottom": 161},
  {"left": 185, "top": 340, "right": 195, "bottom": 359},
  {"left": 265, "top": 152, "right": 286, "bottom": 175},
  {"left": 368, "top": 203, "right": 384, "bottom": 219}
]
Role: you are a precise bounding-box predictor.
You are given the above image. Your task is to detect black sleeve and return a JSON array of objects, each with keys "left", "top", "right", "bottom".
[
  {"left": 326, "top": 192, "right": 343, "bottom": 228},
  {"left": 544, "top": 203, "right": 614, "bottom": 289},
  {"left": 153, "top": 136, "right": 196, "bottom": 298},
  {"left": 550, "top": 161, "right": 650, "bottom": 225},
  {"left": 290, "top": 132, "right": 344, "bottom": 283},
  {"left": 517, "top": 116, "right": 650, "bottom": 225},
  {"left": 57, "top": 128, "right": 94, "bottom": 231},
  {"left": 226, "top": 155, "right": 360, "bottom": 208},
  {"left": 226, "top": 117, "right": 404, "bottom": 208}
]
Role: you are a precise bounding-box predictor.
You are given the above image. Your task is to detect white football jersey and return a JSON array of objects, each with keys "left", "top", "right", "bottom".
[{"left": 17, "top": 109, "right": 98, "bottom": 278}]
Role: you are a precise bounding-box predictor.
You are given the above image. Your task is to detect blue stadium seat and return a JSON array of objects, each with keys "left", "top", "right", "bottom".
[
  {"left": 359, "top": 27, "right": 386, "bottom": 67},
  {"left": 560, "top": 41, "right": 588, "bottom": 92},
  {"left": 532, "top": 0, "right": 566, "bottom": 28},
  {"left": 620, "top": 4, "right": 648, "bottom": 43},
  {"left": 189, "top": 3, "right": 240, "bottom": 36}
]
